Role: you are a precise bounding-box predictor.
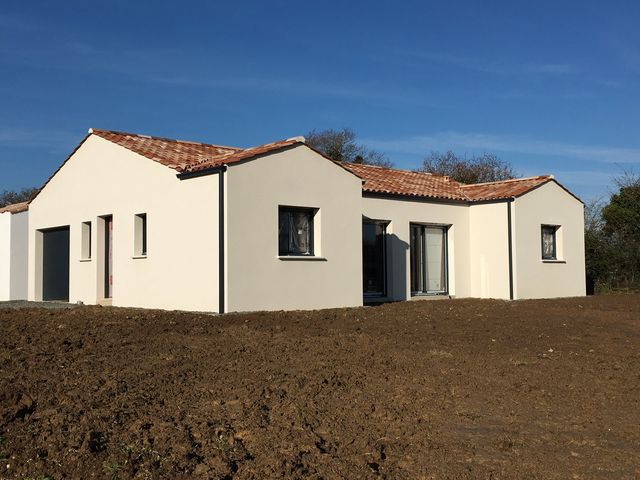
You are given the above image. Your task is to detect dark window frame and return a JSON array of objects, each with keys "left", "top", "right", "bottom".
[
  {"left": 278, "top": 206, "right": 316, "bottom": 256},
  {"left": 135, "top": 213, "right": 148, "bottom": 257},
  {"left": 141, "top": 214, "right": 147, "bottom": 256},
  {"left": 541, "top": 225, "right": 558, "bottom": 260},
  {"left": 362, "top": 220, "right": 388, "bottom": 298},
  {"left": 410, "top": 223, "right": 449, "bottom": 296}
]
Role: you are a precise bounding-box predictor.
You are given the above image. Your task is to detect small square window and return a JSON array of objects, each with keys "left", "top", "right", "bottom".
[
  {"left": 541, "top": 225, "right": 557, "bottom": 260},
  {"left": 81, "top": 221, "right": 92, "bottom": 259},
  {"left": 134, "top": 213, "right": 147, "bottom": 257},
  {"left": 278, "top": 207, "right": 315, "bottom": 256}
]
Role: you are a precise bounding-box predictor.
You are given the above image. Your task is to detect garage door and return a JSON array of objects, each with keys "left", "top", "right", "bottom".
[{"left": 42, "top": 227, "right": 70, "bottom": 301}]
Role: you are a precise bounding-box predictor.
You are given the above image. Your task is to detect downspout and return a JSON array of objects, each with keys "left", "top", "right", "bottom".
[
  {"left": 218, "top": 166, "right": 226, "bottom": 314},
  {"left": 176, "top": 165, "right": 227, "bottom": 314},
  {"left": 507, "top": 198, "right": 514, "bottom": 300}
]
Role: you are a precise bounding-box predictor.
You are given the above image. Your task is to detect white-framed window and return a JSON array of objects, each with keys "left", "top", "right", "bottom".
[
  {"left": 134, "top": 213, "right": 147, "bottom": 257},
  {"left": 81, "top": 221, "right": 92, "bottom": 260},
  {"left": 541, "top": 225, "right": 559, "bottom": 260},
  {"left": 278, "top": 206, "right": 315, "bottom": 256}
]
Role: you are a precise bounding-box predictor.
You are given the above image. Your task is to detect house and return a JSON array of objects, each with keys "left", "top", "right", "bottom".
[
  {"left": 0, "top": 201, "right": 28, "bottom": 301},
  {"left": 24, "top": 129, "right": 585, "bottom": 312}
]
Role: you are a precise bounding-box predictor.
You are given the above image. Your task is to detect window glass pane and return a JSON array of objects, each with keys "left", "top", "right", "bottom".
[
  {"left": 278, "top": 211, "right": 290, "bottom": 255},
  {"left": 290, "top": 211, "right": 310, "bottom": 254},
  {"left": 279, "top": 208, "right": 314, "bottom": 256},
  {"left": 410, "top": 225, "right": 423, "bottom": 292},
  {"left": 425, "top": 227, "right": 445, "bottom": 292},
  {"left": 542, "top": 226, "right": 556, "bottom": 259},
  {"left": 141, "top": 214, "right": 147, "bottom": 256},
  {"left": 363, "top": 222, "right": 386, "bottom": 295}
]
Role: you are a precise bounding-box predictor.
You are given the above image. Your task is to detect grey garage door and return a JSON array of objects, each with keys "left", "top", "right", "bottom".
[{"left": 42, "top": 227, "right": 70, "bottom": 301}]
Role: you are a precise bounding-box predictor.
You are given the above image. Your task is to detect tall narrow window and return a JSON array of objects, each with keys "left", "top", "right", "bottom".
[
  {"left": 134, "top": 213, "right": 147, "bottom": 257},
  {"left": 363, "top": 221, "right": 387, "bottom": 296},
  {"left": 541, "top": 225, "right": 557, "bottom": 260},
  {"left": 278, "top": 207, "right": 315, "bottom": 256},
  {"left": 410, "top": 224, "right": 448, "bottom": 295},
  {"left": 81, "top": 221, "right": 92, "bottom": 260}
]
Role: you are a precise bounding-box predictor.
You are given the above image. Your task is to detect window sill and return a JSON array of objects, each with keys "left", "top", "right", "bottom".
[
  {"left": 132, "top": 255, "right": 148, "bottom": 260},
  {"left": 542, "top": 259, "right": 566, "bottom": 264},
  {"left": 278, "top": 256, "right": 327, "bottom": 261},
  {"left": 79, "top": 258, "right": 92, "bottom": 263},
  {"left": 411, "top": 292, "right": 449, "bottom": 297}
]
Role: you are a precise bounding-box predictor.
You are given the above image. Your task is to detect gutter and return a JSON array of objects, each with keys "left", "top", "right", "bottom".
[
  {"left": 507, "top": 198, "right": 514, "bottom": 300},
  {"left": 177, "top": 165, "right": 227, "bottom": 313}
]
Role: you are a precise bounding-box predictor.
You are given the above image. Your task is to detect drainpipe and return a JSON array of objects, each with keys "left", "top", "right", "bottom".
[
  {"left": 507, "top": 198, "right": 514, "bottom": 300},
  {"left": 218, "top": 166, "right": 226, "bottom": 314},
  {"left": 176, "top": 165, "right": 227, "bottom": 314}
]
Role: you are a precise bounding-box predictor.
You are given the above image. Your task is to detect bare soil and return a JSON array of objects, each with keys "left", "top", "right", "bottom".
[{"left": 1, "top": 295, "right": 639, "bottom": 479}]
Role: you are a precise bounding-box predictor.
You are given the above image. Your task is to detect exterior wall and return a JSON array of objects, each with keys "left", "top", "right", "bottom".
[
  {"left": 225, "top": 146, "right": 363, "bottom": 312},
  {"left": 361, "top": 196, "right": 472, "bottom": 301},
  {"left": 513, "top": 181, "right": 586, "bottom": 299},
  {"left": 0, "top": 211, "right": 28, "bottom": 301},
  {"left": 9, "top": 211, "right": 28, "bottom": 300},
  {"left": 0, "top": 213, "right": 11, "bottom": 300},
  {"left": 468, "top": 202, "right": 510, "bottom": 299},
  {"left": 28, "top": 135, "right": 220, "bottom": 311}
]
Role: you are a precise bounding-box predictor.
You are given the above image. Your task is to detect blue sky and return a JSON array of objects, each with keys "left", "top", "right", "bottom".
[{"left": 1, "top": 0, "right": 639, "bottom": 201}]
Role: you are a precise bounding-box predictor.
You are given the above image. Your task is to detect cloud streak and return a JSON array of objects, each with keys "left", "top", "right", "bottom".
[
  {"left": 0, "top": 128, "right": 78, "bottom": 150},
  {"left": 362, "top": 131, "right": 640, "bottom": 164},
  {"left": 395, "top": 50, "right": 581, "bottom": 76}
]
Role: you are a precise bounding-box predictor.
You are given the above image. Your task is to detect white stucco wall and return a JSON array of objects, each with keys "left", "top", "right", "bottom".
[
  {"left": 0, "top": 213, "right": 11, "bottom": 301},
  {"left": 28, "top": 135, "right": 220, "bottom": 311},
  {"left": 225, "top": 146, "right": 363, "bottom": 312},
  {"left": 0, "top": 211, "right": 28, "bottom": 301},
  {"left": 361, "top": 196, "right": 471, "bottom": 301},
  {"left": 9, "top": 211, "right": 28, "bottom": 300},
  {"left": 513, "top": 181, "right": 586, "bottom": 299},
  {"left": 468, "top": 202, "right": 510, "bottom": 299}
]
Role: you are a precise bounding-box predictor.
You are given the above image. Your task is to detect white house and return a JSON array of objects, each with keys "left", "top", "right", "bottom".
[
  {"left": 0, "top": 202, "right": 28, "bottom": 301},
  {"left": 21, "top": 129, "right": 585, "bottom": 312}
]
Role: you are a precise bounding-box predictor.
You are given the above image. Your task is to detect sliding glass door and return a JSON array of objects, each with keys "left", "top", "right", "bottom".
[{"left": 410, "top": 224, "right": 448, "bottom": 295}]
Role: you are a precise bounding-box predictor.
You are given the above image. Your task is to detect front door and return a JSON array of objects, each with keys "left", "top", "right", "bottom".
[{"left": 363, "top": 221, "right": 387, "bottom": 297}]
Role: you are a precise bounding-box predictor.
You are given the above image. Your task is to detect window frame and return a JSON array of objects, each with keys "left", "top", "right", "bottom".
[
  {"left": 134, "top": 213, "right": 148, "bottom": 258},
  {"left": 81, "top": 221, "right": 92, "bottom": 260},
  {"left": 409, "top": 223, "right": 449, "bottom": 296},
  {"left": 362, "top": 220, "right": 388, "bottom": 298},
  {"left": 541, "top": 225, "right": 558, "bottom": 261},
  {"left": 278, "top": 206, "right": 316, "bottom": 257}
]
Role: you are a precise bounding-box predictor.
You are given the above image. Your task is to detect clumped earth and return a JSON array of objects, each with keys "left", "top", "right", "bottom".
[{"left": 1, "top": 295, "right": 639, "bottom": 479}]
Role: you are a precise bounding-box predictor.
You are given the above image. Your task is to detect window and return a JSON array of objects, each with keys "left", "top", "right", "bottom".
[
  {"left": 541, "top": 225, "right": 557, "bottom": 260},
  {"left": 363, "top": 221, "right": 387, "bottom": 296},
  {"left": 410, "top": 224, "right": 448, "bottom": 295},
  {"left": 134, "top": 213, "right": 147, "bottom": 257},
  {"left": 81, "top": 221, "right": 92, "bottom": 260},
  {"left": 278, "top": 207, "right": 315, "bottom": 256}
]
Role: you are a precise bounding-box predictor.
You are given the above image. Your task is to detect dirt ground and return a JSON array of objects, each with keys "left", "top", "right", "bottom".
[{"left": 1, "top": 295, "right": 639, "bottom": 479}]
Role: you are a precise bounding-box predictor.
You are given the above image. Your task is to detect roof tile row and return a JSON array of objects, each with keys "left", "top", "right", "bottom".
[{"left": 93, "top": 129, "right": 554, "bottom": 202}]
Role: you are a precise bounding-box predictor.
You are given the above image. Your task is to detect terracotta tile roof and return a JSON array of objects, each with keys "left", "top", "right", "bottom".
[
  {"left": 91, "top": 129, "right": 303, "bottom": 173},
  {"left": 341, "top": 162, "right": 467, "bottom": 201},
  {"left": 341, "top": 163, "right": 556, "bottom": 202},
  {"left": 459, "top": 175, "right": 553, "bottom": 201},
  {"left": 86, "top": 129, "right": 561, "bottom": 203},
  {"left": 0, "top": 201, "right": 29, "bottom": 214}
]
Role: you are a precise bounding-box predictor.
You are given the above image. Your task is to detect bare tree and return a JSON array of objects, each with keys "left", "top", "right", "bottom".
[
  {"left": 418, "top": 151, "right": 516, "bottom": 184},
  {"left": 305, "top": 128, "right": 393, "bottom": 168},
  {"left": 0, "top": 187, "right": 38, "bottom": 208}
]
